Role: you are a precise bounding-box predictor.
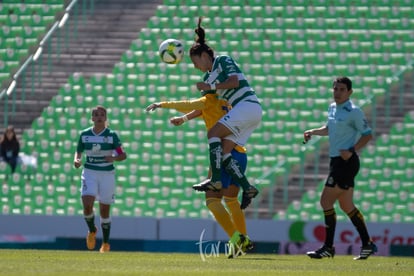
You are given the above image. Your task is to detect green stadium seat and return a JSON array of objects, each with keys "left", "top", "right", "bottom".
[
  {"left": 1, "top": 198, "right": 10, "bottom": 214},
  {"left": 7, "top": 0, "right": 413, "bottom": 220},
  {"left": 0, "top": 162, "right": 12, "bottom": 179}
]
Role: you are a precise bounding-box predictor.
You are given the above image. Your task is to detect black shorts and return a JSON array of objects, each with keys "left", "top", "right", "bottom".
[{"left": 325, "top": 153, "right": 360, "bottom": 190}]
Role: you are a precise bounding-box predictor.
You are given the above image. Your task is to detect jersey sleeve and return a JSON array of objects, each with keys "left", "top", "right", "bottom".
[
  {"left": 218, "top": 55, "right": 238, "bottom": 76},
  {"left": 160, "top": 97, "right": 207, "bottom": 113},
  {"left": 112, "top": 132, "right": 122, "bottom": 148},
  {"left": 353, "top": 108, "right": 372, "bottom": 135},
  {"left": 112, "top": 131, "right": 125, "bottom": 156},
  {"left": 76, "top": 133, "right": 84, "bottom": 153},
  {"left": 326, "top": 104, "right": 333, "bottom": 128}
]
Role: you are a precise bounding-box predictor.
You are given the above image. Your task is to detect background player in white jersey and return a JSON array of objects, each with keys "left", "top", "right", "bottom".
[
  {"left": 189, "top": 17, "right": 262, "bottom": 209},
  {"left": 74, "top": 105, "right": 127, "bottom": 253}
]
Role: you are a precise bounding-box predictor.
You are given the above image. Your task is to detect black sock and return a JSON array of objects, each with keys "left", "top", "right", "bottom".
[
  {"left": 209, "top": 141, "right": 222, "bottom": 182},
  {"left": 324, "top": 208, "right": 336, "bottom": 248},
  {"left": 84, "top": 215, "right": 96, "bottom": 233},
  {"left": 348, "top": 208, "right": 371, "bottom": 246},
  {"left": 101, "top": 222, "right": 111, "bottom": 243}
]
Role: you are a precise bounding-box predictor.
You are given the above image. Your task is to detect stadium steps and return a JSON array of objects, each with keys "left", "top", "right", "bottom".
[
  {"left": 248, "top": 72, "right": 414, "bottom": 219},
  {"left": 2, "top": 73, "right": 70, "bottom": 127},
  {"left": 2, "top": 0, "right": 162, "bottom": 138}
]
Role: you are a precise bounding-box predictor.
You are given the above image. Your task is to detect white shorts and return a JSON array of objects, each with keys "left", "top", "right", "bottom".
[
  {"left": 219, "top": 98, "right": 262, "bottom": 146},
  {"left": 80, "top": 168, "right": 116, "bottom": 205}
]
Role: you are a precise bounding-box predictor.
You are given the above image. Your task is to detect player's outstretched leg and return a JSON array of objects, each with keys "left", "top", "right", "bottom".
[{"left": 222, "top": 155, "right": 258, "bottom": 209}]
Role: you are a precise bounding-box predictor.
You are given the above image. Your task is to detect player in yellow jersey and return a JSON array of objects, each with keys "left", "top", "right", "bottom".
[{"left": 146, "top": 91, "right": 253, "bottom": 258}]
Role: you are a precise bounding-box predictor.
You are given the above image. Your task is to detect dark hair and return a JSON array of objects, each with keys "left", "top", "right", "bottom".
[
  {"left": 92, "top": 105, "right": 107, "bottom": 116},
  {"left": 2, "top": 125, "right": 17, "bottom": 142},
  {"left": 189, "top": 17, "right": 214, "bottom": 59},
  {"left": 334, "top": 76, "right": 352, "bottom": 90}
]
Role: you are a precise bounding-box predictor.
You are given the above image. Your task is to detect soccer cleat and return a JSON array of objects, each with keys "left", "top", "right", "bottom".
[
  {"left": 240, "top": 185, "right": 259, "bottom": 209},
  {"left": 86, "top": 227, "right": 97, "bottom": 250},
  {"left": 192, "top": 179, "right": 222, "bottom": 192},
  {"left": 354, "top": 242, "right": 377, "bottom": 260},
  {"left": 228, "top": 234, "right": 254, "bottom": 259},
  {"left": 307, "top": 245, "right": 335, "bottom": 259},
  {"left": 227, "top": 231, "right": 244, "bottom": 259},
  {"left": 99, "top": 243, "right": 110, "bottom": 253},
  {"left": 241, "top": 235, "right": 254, "bottom": 252}
]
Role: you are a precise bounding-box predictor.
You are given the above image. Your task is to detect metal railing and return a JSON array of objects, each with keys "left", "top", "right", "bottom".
[{"left": 0, "top": 0, "right": 96, "bottom": 128}]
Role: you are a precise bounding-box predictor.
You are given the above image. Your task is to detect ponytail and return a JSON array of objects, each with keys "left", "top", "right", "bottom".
[
  {"left": 189, "top": 17, "right": 214, "bottom": 59},
  {"left": 194, "top": 17, "right": 206, "bottom": 45}
]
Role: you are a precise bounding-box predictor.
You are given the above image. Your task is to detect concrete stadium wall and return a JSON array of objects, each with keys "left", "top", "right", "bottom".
[
  {"left": 0, "top": 215, "right": 413, "bottom": 256},
  {"left": 0, "top": 215, "right": 281, "bottom": 241}
]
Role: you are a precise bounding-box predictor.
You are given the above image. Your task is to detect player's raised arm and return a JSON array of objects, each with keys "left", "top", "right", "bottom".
[
  {"left": 170, "top": 110, "right": 202, "bottom": 126},
  {"left": 145, "top": 103, "right": 161, "bottom": 112}
]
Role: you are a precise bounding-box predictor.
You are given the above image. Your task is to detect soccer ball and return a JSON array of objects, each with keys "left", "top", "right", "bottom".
[{"left": 158, "top": 38, "right": 184, "bottom": 64}]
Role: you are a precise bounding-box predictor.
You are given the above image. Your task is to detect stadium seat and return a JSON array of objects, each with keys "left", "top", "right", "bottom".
[{"left": 6, "top": 0, "right": 414, "bottom": 221}]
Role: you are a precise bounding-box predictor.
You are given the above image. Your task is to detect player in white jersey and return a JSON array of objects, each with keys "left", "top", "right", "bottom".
[
  {"left": 189, "top": 17, "right": 262, "bottom": 209},
  {"left": 74, "top": 106, "right": 127, "bottom": 253}
]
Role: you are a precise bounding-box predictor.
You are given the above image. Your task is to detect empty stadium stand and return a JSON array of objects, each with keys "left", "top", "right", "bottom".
[{"left": 1, "top": 0, "right": 413, "bottom": 222}]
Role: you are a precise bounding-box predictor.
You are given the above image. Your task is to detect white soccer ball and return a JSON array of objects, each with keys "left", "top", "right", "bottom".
[{"left": 158, "top": 38, "right": 184, "bottom": 64}]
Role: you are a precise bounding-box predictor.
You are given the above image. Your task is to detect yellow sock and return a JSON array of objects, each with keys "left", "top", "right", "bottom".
[
  {"left": 206, "top": 197, "right": 235, "bottom": 238},
  {"left": 224, "top": 196, "right": 247, "bottom": 235}
]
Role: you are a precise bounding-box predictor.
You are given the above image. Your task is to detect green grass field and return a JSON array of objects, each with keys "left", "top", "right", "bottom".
[{"left": 0, "top": 250, "right": 413, "bottom": 275}]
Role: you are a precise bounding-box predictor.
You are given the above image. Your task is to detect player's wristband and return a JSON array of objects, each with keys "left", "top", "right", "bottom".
[
  {"left": 182, "top": 115, "right": 189, "bottom": 122},
  {"left": 210, "top": 83, "right": 216, "bottom": 90}
]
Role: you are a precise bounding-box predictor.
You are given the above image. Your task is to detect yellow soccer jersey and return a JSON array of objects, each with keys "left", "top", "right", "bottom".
[
  {"left": 160, "top": 94, "right": 246, "bottom": 153},
  {"left": 160, "top": 94, "right": 229, "bottom": 130}
]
